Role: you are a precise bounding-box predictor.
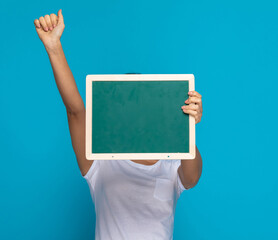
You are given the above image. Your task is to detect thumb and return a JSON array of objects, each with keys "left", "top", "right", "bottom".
[{"left": 57, "top": 9, "right": 64, "bottom": 24}]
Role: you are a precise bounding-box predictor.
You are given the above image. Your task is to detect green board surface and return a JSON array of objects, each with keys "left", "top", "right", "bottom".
[{"left": 92, "top": 80, "right": 189, "bottom": 153}]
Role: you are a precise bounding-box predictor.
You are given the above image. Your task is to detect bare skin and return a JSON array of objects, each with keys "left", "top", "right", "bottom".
[
  {"left": 34, "top": 10, "right": 91, "bottom": 176},
  {"left": 34, "top": 10, "right": 203, "bottom": 189},
  {"left": 131, "top": 160, "right": 159, "bottom": 165}
]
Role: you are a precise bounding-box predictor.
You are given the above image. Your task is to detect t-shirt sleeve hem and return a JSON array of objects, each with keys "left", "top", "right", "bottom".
[
  {"left": 177, "top": 171, "right": 191, "bottom": 192},
  {"left": 176, "top": 161, "right": 191, "bottom": 194},
  {"left": 82, "top": 160, "right": 98, "bottom": 180}
]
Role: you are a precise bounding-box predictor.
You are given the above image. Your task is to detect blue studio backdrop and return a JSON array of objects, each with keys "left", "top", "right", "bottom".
[{"left": 0, "top": 0, "right": 277, "bottom": 239}]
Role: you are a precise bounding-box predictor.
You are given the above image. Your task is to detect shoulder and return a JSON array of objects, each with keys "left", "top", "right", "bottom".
[
  {"left": 160, "top": 159, "right": 181, "bottom": 175},
  {"left": 161, "top": 159, "right": 181, "bottom": 167}
]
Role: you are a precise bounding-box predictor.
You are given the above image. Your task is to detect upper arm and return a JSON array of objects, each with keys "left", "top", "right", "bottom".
[
  {"left": 178, "top": 165, "right": 192, "bottom": 190},
  {"left": 179, "top": 146, "right": 203, "bottom": 189},
  {"left": 66, "top": 108, "right": 93, "bottom": 176}
]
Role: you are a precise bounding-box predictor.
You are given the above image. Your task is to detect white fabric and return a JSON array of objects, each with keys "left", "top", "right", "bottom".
[{"left": 83, "top": 159, "right": 188, "bottom": 240}]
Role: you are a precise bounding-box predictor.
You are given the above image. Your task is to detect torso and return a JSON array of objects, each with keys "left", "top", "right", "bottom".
[{"left": 85, "top": 159, "right": 182, "bottom": 240}]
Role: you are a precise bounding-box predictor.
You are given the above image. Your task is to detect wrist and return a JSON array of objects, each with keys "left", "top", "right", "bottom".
[{"left": 45, "top": 40, "right": 63, "bottom": 55}]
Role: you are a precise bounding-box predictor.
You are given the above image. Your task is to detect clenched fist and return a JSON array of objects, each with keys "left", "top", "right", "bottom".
[{"left": 34, "top": 9, "right": 65, "bottom": 51}]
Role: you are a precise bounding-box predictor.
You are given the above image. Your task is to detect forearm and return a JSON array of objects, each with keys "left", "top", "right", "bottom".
[
  {"left": 46, "top": 41, "right": 85, "bottom": 114},
  {"left": 179, "top": 145, "right": 202, "bottom": 189}
]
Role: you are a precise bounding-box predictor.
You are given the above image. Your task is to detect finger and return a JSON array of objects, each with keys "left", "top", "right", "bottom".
[
  {"left": 181, "top": 104, "right": 199, "bottom": 111},
  {"left": 34, "top": 19, "right": 41, "bottom": 28},
  {"left": 188, "top": 91, "right": 202, "bottom": 98},
  {"left": 185, "top": 97, "right": 202, "bottom": 104},
  {"left": 39, "top": 16, "right": 48, "bottom": 31},
  {"left": 50, "top": 13, "right": 58, "bottom": 27},
  {"left": 44, "top": 14, "right": 53, "bottom": 30},
  {"left": 57, "top": 9, "right": 64, "bottom": 25},
  {"left": 182, "top": 109, "right": 198, "bottom": 116}
]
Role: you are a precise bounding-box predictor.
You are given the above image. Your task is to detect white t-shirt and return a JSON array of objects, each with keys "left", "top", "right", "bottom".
[{"left": 83, "top": 159, "right": 188, "bottom": 240}]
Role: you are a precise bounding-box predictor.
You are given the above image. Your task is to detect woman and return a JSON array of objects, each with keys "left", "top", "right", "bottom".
[{"left": 34, "top": 9, "right": 203, "bottom": 240}]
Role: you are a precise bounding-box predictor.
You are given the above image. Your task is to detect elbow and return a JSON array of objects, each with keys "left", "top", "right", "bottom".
[{"left": 67, "top": 106, "right": 85, "bottom": 116}]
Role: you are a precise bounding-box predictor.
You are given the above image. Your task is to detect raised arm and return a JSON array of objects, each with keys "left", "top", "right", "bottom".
[{"left": 33, "top": 9, "right": 93, "bottom": 176}]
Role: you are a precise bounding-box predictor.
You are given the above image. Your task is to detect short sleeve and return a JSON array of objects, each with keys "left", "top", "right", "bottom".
[
  {"left": 174, "top": 160, "right": 190, "bottom": 197},
  {"left": 82, "top": 160, "right": 100, "bottom": 182}
]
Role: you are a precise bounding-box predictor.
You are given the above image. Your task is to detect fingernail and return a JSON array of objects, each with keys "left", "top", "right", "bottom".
[
  {"left": 46, "top": 28, "right": 48, "bottom": 31},
  {"left": 50, "top": 27, "right": 53, "bottom": 30},
  {"left": 188, "top": 91, "right": 191, "bottom": 95}
]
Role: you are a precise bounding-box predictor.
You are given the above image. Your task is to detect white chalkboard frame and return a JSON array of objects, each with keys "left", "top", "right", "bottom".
[{"left": 86, "top": 74, "right": 195, "bottom": 160}]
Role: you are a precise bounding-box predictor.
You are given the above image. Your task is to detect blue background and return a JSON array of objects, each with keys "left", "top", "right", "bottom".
[{"left": 0, "top": 0, "right": 277, "bottom": 239}]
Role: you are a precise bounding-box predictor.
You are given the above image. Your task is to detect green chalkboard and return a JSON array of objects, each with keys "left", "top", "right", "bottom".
[{"left": 86, "top": 74, "right": 195, "bottom": 160}]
